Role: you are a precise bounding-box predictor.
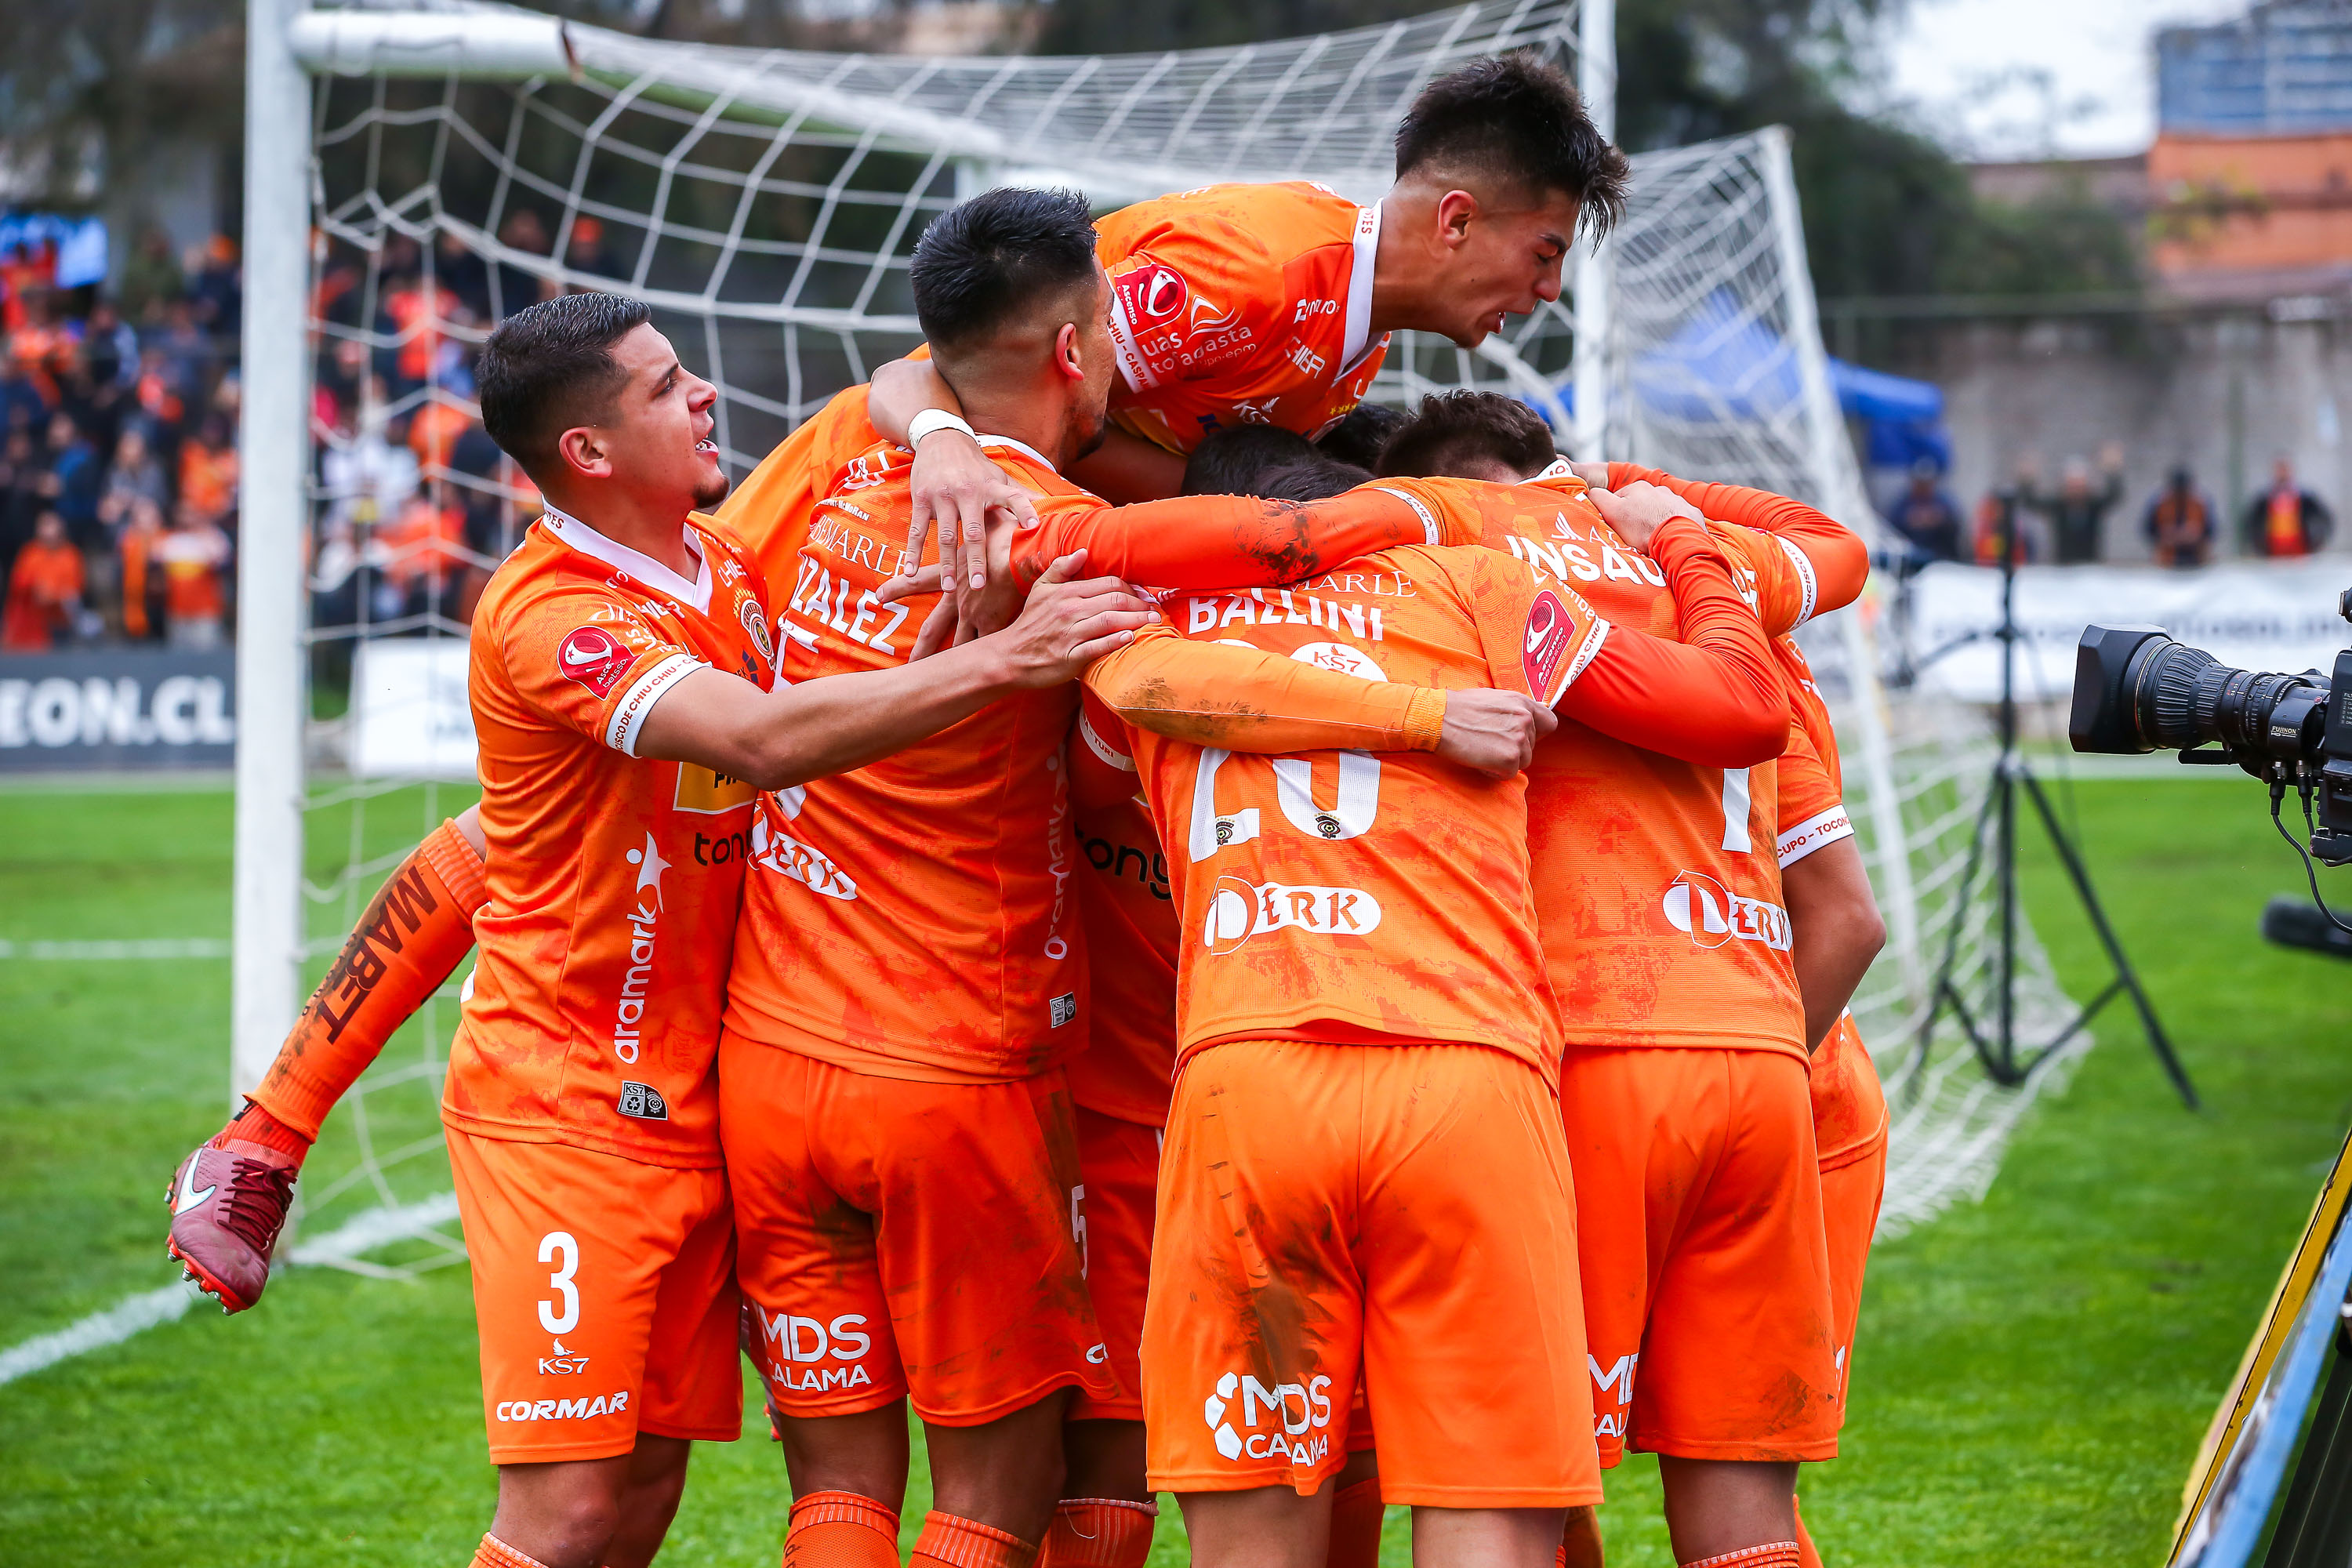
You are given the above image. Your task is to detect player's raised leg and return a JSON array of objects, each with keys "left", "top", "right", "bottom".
[{"left": 165, "top": 808, "right": 487, "bottom": 1312}]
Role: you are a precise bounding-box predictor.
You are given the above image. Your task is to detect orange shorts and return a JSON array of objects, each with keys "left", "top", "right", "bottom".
[
  {"left": 1144, "top": 1040, "right": 1597, "bottom": 1508},
  {"left": 446, "top": 1127, "right": 741, "bottom": 1465},
  {"left": 1560, "top": 1047, "right": 1840, "bottom": 1466},
  {"left": 719, "top": 1034, "right": 1117, "bottom": 1427},
  {"left": 1819, "top": 1131, "right": 1886, "bottom": 1425},
  {"left": 1072, "top": 1105, "right": 1160, "bottom": 1422}
]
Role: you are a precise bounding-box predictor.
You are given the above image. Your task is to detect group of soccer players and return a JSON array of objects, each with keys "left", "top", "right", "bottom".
[{"left": 165, "top": 52, "right": 1891, "bottom": 1568}]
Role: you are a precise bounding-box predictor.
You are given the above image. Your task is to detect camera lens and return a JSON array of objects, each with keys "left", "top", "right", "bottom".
[{"left": 2133, "top": 639, "right": 2320, "bottom": 758}]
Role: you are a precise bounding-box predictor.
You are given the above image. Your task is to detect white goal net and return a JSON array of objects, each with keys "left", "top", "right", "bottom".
[{"left": 239, "top": 0, "right": 2082, "bottom": 1271}]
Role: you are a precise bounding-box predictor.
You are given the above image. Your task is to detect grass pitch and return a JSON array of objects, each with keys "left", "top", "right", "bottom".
[{"left": 2, "top": 774, "right": 2348, "bottom": 1566}]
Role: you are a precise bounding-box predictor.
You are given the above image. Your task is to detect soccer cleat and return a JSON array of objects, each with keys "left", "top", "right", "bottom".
[{"left": 165, "top": 1141, "right": 298, "bottom": 1312}]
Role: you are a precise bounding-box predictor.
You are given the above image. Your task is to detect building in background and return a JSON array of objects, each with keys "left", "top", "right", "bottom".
[{"left": 2153, "top": 0, "right": 2352, "bottom": 301}]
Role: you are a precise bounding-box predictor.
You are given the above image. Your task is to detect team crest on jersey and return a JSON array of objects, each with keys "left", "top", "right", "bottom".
[
  {"left": 558, "top": 624, "right": 634, "bottom": 698},
  {"left": 1118, "top": 261, "right": 1189, "bottom": 324},
  {"left": 738, "top": 597, "right": 774, "bottom": 663}
]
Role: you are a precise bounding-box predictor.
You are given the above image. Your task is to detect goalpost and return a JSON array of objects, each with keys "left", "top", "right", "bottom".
[{"left": 234, "top": 0, "right": 2084, "bottom": 1268}]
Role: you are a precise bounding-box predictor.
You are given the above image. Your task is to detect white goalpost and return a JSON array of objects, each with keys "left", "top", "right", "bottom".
[{"left": 233, "top": 0, "right": 2085, "bottom": 1270}]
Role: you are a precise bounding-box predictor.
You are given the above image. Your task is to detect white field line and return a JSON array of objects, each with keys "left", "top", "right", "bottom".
[
  {"left": 0, "top": 1192, "right": 461, "bottom": 1387},
  {"left": 0, "top": 938, "right": 231, "bottom": 960}
]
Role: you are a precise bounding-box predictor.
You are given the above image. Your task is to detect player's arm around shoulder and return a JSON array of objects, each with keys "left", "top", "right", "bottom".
[
  {"left": 1080, "top": 611, "right": 1552, "bottom": 779},
  {"left": 636, "top": 550, "right": 1156, "bottom": 790}
]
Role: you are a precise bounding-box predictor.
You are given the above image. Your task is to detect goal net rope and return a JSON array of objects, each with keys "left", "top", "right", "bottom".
[{"left": 257, "top": 0, "right": 2081, "bottom": 1274}]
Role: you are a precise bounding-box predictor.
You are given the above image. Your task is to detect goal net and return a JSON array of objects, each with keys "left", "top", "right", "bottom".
[{"left": 244, "top": 0, "right": 2081, "bottom": 1272}]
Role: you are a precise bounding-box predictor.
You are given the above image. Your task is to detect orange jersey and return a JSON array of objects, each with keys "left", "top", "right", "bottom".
[
  {"left": 1089, "top": 544, "right": 1599, "bottom": 1080},
  {"left": 1345, "top": 472, "right": 1809, "bottom": 1058},
  {"left": 445, "top": 507, "right": 776, "bottom": 1167},
  {"left": 718, "top": 391, "right": 1092, "bottom": 1081},
  {"left": 1097, "top": 183, "right": 1389, "bottom": 455},
  {"left": 1068, "top": 786, "right": 1180, "bottom": 1127},
  {"left": 1776, "top": 634, "right": 1889, "bottom": 1165}
]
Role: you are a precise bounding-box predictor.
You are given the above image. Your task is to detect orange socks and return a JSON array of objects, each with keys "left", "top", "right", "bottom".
[
  {"left": 216, "top": 1098, "right": 310, "bottom": 1158},
  {"left": 1793, "top": 1496, "right": 1823, "bottom": 1568},
  {"left": 1682, "top": 1544, "right": 1802, "bottom": 1568},
  {"left": 470, "top": 1534, "right": 550, "bottom": 1568},
  {"left": 1038, "top": 1498, "right": 1156, "bottom": 1567},
  {"left": 910, "top": 1510, "right": 1038, "bottom": 1568},
  {"left": 1326, "top": 1476, "right": 1384, "bottom": 1568},
  {"left": 784, "top": 1490, "right": 902, "bottom": 1568},
  {"left": 245, "top": 818, "right": 488, "bottom": 1151}
]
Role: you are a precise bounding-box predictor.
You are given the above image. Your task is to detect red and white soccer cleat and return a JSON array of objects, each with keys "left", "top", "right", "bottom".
[{"left": 165, "top": 1140, "right": 298, "bottom": 1313}]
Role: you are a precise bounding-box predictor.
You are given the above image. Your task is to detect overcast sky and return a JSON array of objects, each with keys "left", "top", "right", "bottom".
[{"left": 1877, "top": 0, "right": 2252, "bottom": 159}]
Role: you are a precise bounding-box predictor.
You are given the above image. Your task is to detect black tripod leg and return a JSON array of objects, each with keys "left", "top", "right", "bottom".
[
  {"left": 1907, "top": 767, "right": 2003, "bottom": 1089},
  {"left": 2021, "top": 769, "right": 2201, "bottom": 1110}
]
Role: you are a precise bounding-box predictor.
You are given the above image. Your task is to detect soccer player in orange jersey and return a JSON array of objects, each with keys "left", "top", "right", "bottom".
[
  {"left": 1068, "top": 491, "right": 1792, "bottom": 1566},
  {"left": 1769, "top": 637, "right": 1891, "bottom": 1568},
  {"left": 194, "top": 292, "right": 1151, "bottom": 1568},
  {"left": 866, "top": 53, "right": 1628, "bottom": 618},
  {"left": 1349, "top": 396, "right": 1860, "bottom": 1568}
]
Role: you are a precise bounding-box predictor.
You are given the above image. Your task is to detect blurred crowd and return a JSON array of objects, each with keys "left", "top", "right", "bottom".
[
  {"left": 0, "top": 230, "right": 244, "bottom": 652},
  {"left": 1885, "top": 445, "right": 2336, "bottom": 569},
  {"left": 2, "top": 217, "right": 573, "bottom": 669}
]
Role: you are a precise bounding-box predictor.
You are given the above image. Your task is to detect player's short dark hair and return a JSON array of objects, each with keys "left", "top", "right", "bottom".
[
  {"left": 1315, "top": 403, "right": 1407, "bottom": 472},
  {"left": 1181, "top": 425, "right": 1370, "bottom": 502},
  {"left": 912, "top": 187, "right": 1099, "bottom": 351},
  {"left": 476, "top": 291, "right": 651, "bottom": 478},
  {"left": 1396, "top": 53, "right": 1630, "bottom": 238},
  {"left": 1377, "top": 390, "right": 1558, "bottom": 481}
]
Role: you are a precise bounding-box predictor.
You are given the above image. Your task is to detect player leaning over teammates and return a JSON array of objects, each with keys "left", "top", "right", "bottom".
[
  {"left": 867, "top": 50, "right": 1628, "bottom": 604},
  {"left": 174, "top": 291, "right": 1156, "bottom": 1568}
]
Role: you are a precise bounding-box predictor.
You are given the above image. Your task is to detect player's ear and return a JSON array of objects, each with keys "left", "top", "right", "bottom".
[
  {"left": 557, "top": 425, "right": 612, "bottom": 481},
  {"left": 1054, "top": 321, "right": 1083, "bottom": 382},
  {"left": 1436, "top": 188, "right": 1479, "bottom": 249}
]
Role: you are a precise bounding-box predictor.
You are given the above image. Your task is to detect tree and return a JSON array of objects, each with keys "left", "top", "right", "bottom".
[
  {"left": 0, "top": 0, "right": 243, "bottom": 210},
  {"left": 1616, "top": 0, "right": 2139, "bottom": 301}
]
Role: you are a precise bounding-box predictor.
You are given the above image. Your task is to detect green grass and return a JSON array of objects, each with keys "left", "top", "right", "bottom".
[{"left": 1, "top": 778, "right": 2347, "bottom": 1566}]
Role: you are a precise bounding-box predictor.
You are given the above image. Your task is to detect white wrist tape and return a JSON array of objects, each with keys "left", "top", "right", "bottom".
[{"left": 906, "top": 408, "right": 978, "bottom": 448}]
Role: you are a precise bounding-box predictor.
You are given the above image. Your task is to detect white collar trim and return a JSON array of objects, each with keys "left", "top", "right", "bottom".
[
  {"left": 1535, "top": 456, "right": 1577, "bottom": 482},
  {"left": 1341, "top": 201, "right": 1384, "bottom": 370},
  {"left": 540, "top": 504, "right": 711, "bottom": 614},
  {"left": 976, "top": 433, "right": 1058, "bottom": 475}
]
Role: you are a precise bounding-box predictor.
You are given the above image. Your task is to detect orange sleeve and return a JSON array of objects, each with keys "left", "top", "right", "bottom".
[
  {"left": 246, "top": 818, "right": 488, "bottom": 1140},
  {"left": 1013, "top": 487, "right": 1437, "bottom": 591},
  {"left": 498, "top": 586, "right": 706, "bottom": 756},
  {"left": 1558, "top": 515, "right": 1790, "bottom": 767},
  {"left": 1609, "top": 462, "right": 1867, "bottom": 619},
  {"left": 1082, "top": 622, "right": 1450, "bottom": 754},
  {"left": 1071, "top": 691, "right": 1146, "bottom": 813}
]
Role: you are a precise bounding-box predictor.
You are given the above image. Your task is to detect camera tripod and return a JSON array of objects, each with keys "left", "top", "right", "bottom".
[{"left": 1906, "top": 510, "right": 2200, "bottom": 1109}]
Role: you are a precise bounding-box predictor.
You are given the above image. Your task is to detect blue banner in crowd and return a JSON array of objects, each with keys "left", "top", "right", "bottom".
[{"left": 0, "top": 649, "right": 235, "bottom": 772}]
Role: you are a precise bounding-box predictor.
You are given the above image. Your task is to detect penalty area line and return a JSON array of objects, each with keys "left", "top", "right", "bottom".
[{"left": 0, "top": 1192, "right": 462, "bottom": 1387}]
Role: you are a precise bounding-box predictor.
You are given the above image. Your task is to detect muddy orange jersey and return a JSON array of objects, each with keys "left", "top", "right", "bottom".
[
  {"left": 720, "top": 392, "right": 1093, "bottom": 1081},
  {"left": 1090, "top": 544, "right": 1599, "bottom": 1079},
  {"left": 1776, "top": 634, "right": 1889, "bottom": 1164},
  {"left": 1067, "top": 792, "right": 1179, "bottom": 1127},
  {"left": 445, "top": 507, "right": 776, "bottom": 1167},
  {"left": 1096, "top": 183, "right": 1388, "bottom": 456},
  {"left": 1345, "top": 472, "right": 1808, "bottom": 1058}
]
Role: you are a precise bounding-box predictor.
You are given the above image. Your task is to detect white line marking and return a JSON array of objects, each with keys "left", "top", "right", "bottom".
[
  {"left": 0, "top": 938, "right": 232, "bottom": 960},
  {"left": 0, "top": 1193, "right": 463, "bottom": 1387}
]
